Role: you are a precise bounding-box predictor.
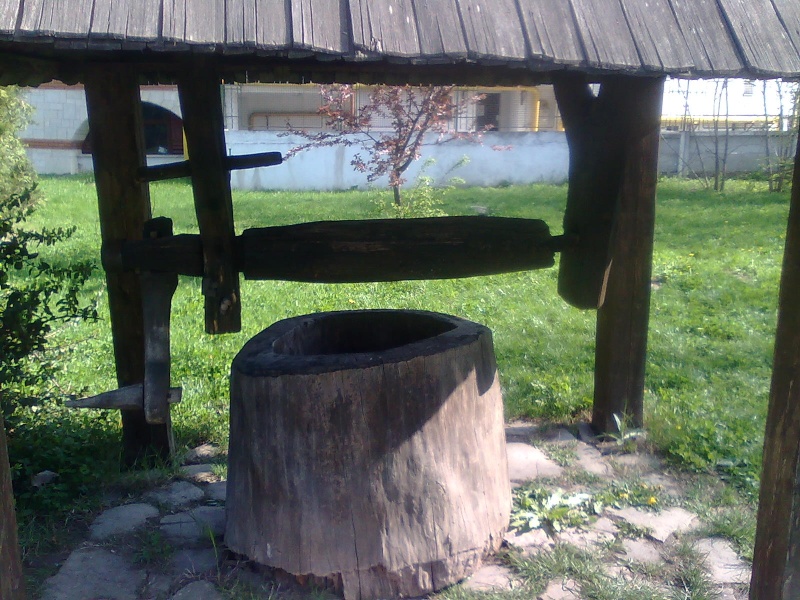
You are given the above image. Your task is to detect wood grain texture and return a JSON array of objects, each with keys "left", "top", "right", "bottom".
[
  {"left": 750, "top": 132, "right": 800, "bottom": 600},
  {"left": 517, "top": 0, "right": 583, "bottom": 64},
  {"left": 618, "top": 0, "right": 692, "bottom": 70},
  {"left": 409, "top": 0, "right": 467, "bottom": 57},
  {"left": 178, "top": 60, "right": 241, "bottom": 334},
  {"left": 667, "top": 0, "right": 742, "bottom": 74},
  {"left": 592, "top": 76, "right": 664, "bottom": 433},
  {"left": 18, "top": 0, "right": 44, "bottom": 33},
  {"left": 0, "top": 413, "right": 26, "bottom": 600},
  {"left": 65, "top": 384, "right": 182, "bottom": 410},
  {"left": 568, "top": 0, "right": 640, "bottom": 69},
  {"left": 253, "top": 0, "right": 289, "bottom": 47},
  {"left": 772, "top": 0, "right": 800, "bottom": 58},
  {"left": 291, "top": 0, "right": 347, "bottom": 52},
  {"left": 0, "top": 1, "right": 21, "bottom": 33},
  {"left": 84, "top": 65, "right": 173, "bottom": 464},
  {"left": 455, "top": 0, "right": 526, "bottom": 59},
  {"left": 162, "top": 0, "right": 185, "bottom": 42},
  {"left": 349, "top": 0, "right": 419, "bottom": 56},
  {"left": 186, "top": 0, "right": 224, "bottom": 43},
  {"left": 718, "top": 0, "right": 800, "bottom": 75},
  {"left": 226, "top": 310, "right": 510, "bottom": 600}
]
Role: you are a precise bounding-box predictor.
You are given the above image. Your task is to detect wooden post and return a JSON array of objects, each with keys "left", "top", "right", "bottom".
[
  {"left": 178, "top": 59, "right": 241, "bottom": 334},
  {"left": 593, "top": 77, "right": 664, "bottom": 432},
  {"left": 0, "top": 414, "right": 26, "bottom": 600},
  {"left": 553, "top": 75, "right": 664, "bottom": 433},
  {"left": 750, "top": 129, "right": 800, "bottom": 599},
  {"left": 84, "top": 66, "right": 172, "bottom": 464}
]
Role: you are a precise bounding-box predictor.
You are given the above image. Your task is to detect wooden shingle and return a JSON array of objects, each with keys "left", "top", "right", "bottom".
[
  {"left": 517, "top": 0, "right": 584, "bottom": 65},
  {"left": 455, "top": 0, "right": 527, "bottom": 60},
  {"left": 569, "top": 0, "right": 641, "bottom": 70},
  {"left": 668, "top": 0, "right": 743, "bottom": 75},
  {"left": 772, "top": 0, "right": 800, "bottom": 58},
  {"left": 350, "top": 0, "right": 420, "bottom": 57},
  {"left": 291, "top": 0, "right": 348, "bottom": 53},
  {"left": 409, "top": 0, "right": 467, "bottom": 58},
  {"left": 254, "top": 0, "right": 289, "bottom": 48},
  {"left": 619, "top": 0, "right": 693, "bottom": 71}
]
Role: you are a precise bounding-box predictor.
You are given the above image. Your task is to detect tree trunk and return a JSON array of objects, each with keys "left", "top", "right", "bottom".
[
  {"left": 0, "top": 413, "right": 26, "bottom": 600},
  {"left": 226, "top": 310, "right": 510, "bottom": 600}
]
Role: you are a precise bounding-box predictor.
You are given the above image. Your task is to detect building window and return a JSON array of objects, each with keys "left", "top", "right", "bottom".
[
  {"left": 476, "top": 93, "right": 500, "bottom": 130},
  {"left": 81, "top": 103, "right": 183, "bottom": 155},
  {"left": 743, "top": 80, "right": 755, "bottom": 97}
]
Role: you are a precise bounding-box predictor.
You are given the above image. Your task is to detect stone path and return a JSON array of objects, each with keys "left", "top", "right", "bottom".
[{"left": 35, "top": 423, "right": 752, "bottom": 599}]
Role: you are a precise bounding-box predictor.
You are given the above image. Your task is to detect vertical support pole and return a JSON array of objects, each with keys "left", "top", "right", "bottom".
[
  {"left": 178, "top": 60, "right": 241, "bottom": 334},
  {"left": 84, "top": 66, "right": 172, "bottom": 464},
  {"left": 0, "top": 413, "right": 26, "bottom": 600},
  {"left": 593, "top": 77, "right": 664, "bottom": 432},
  {"left": 750, "top": 131, "right": 800, "bottom": 599}
]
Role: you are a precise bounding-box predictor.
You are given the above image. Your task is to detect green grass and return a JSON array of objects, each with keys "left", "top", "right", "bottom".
[{"left": 10, "top": 175, "right": 789, "bottom": 537}]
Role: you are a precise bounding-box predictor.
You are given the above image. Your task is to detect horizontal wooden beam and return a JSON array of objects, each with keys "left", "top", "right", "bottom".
[
  {"left": 65, "top": 385, "right": 182, "bottom": 410},
  {"left": 109, "top": 217, "right": 556, "bottom": 282},
  {"left": 137, "top": 151, "right": 283, "bottom": 183}
]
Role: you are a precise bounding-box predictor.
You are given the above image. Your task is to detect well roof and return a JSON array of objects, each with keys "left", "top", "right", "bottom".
[{"left": 0, "top": 0, "right": 798, "bottom": 84}]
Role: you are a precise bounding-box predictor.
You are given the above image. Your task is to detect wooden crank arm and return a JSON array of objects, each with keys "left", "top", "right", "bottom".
[
  {"left": 65, "top": 385, "right": 182, "bottom": 410},
  {"left": 137, "top": 151, "right": 283, "bottom": 183},
  {"left": 110, "top": 217, "right": 556, "bottom": 282}
]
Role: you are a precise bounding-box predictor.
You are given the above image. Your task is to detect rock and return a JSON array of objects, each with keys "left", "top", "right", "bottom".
[
  {"left": 642, "top": 472, "right": 684, "bottom": 497},
  {"left": 507, "top": 442, "right": 564, "bottom": 482},
  {"left": 463, "top": 564, "right": 515, "bottom": 592},
  {"left": 160, "top": 506, "right": 226, "bottom": 543},
  {"left": 545, "top": 428, "right": 577, "bottom": 443},
  {"left": 40, "top": 547, "right": 146, "bottom": 600},
  {"left": 575, "top": 442, "right": 612, "bottom": 476},
  {"left": 143, "top": 572, "right": 173, "bottom": 599},
  {"left": 31, "top": 470, "right": 59, "bottom": 488},
  {"left": 90, "top": 503, "right": 159, "bottom": 540},
  {"left": 505, "top": 422, "right": 538, "bottom": 443},
  {"left": 557, "top": 524, "right": 614, "bottom": 551},
  {"left": 181, "top": 463, "right": 218, "bottom": 483},
  {"left": 505, "top": 528, "right": 555, "bottom": 556},
  {"left": 205, "top": 481, "right": 227, "bottom": 502},
  {"left": 539, "top": 578, "right": 581, "bottom": 599},
  {"left": 577, "top": 422, "right": 598, "bottom": 443},
  {"left": 171, "top": 580, "right": 224, "bottom": 600},
  {"left": 695, "top": 538, "right": 751, "bottom": 585},
  {"left": 184, "top": 443, "right": 222, "bottom": 464},
  {"left": 146, "top": 480, "right": 205, "bottom": 509},
  {"left": 608, "top": 506, "right": 699, "bottom": 543},
  {"left": 171, "top": 548, "right": 219, "bottom": 575},
  {"left": 621, "top": 538, "right": 663, "bottom": 564}
]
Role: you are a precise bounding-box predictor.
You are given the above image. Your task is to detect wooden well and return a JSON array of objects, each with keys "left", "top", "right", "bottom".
[{"left": 225, "top": 309, "right": 511, "bottom": 600}]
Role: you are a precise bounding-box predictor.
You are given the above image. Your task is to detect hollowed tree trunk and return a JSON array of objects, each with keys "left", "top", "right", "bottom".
[{"left": 226, "top": 309, "right": 510, "bottom": 600}]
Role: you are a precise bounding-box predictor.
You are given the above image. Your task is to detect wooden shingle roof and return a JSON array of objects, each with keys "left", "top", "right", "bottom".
[{"left": 0, "top": 0, "right": 798, "bottom": 83}]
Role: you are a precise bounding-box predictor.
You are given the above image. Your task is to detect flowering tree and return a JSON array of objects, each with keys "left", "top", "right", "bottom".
[{"left": 288, "top": 84, "right": 484, "bottom": 206}]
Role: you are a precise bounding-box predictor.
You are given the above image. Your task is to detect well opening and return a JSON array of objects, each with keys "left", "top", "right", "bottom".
[{"left": 271, "top": 311, "right": 457, "bottom": 356}]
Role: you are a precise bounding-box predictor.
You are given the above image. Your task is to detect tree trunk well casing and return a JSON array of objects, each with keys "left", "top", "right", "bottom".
[{"left": 226, "top": 310, "right": 510, "bottom": 600}]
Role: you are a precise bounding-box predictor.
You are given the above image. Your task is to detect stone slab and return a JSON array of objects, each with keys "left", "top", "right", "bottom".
[
  {"left": 184, "top": 443, "right": 222, "bottom": 464},
  {"left": 204, "top": 481, "right": 227, "bottom": 502},
  {"left": 171, "top": 548, "right": 220, "bottom": 575},
  {"left": 695, "top": 538, "right": 751, "bottom": 585},
  {"left": 607, "top": 506, "right": 699, "bottom": 543},
  {"left": 463, "top": 564, "right": 515, "bottom": 592},
  {"left": 160, "top": 506, "right": 226, "bottom": 542},
  {"left": 171, "top": 580, "right": 224, "bottom": 599},
  {"left": 622, "top": 538, "right": 663, "bottom": 564},
  {"left": 146, "top": 480, "right": 204, "bottom": 509},
  {"left": 40, "top": 547, "right": 146, "bottom": 600},
  {"left": 539, "top": 578, "right": 581, "bottom": 599},
  {"left": 575, "top": 441, "right": 612, "bottom": 476},
  {"left": 505, "top": 527, "right": 554, "bottom": 556},
  {"left": 507, "top": 442, "right": 564, "bottom": 482},
  {"left": 181, "top": 463, "right": 218, "bottom": 483},
  {"left": 90, "top": 503, "right": 159, "bottom": 540}
]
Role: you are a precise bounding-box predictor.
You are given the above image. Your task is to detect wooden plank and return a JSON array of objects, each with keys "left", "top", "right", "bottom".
[
  {"left": 568, "top": 0, "right": 640, "bottom": 69},
  {"left": 254, "top": 0, "right": 289, "bottom": 48},
  {"left": 718, "top": 0, "right": 800, "bottom": 75},
  {"left": 517, "top": 0, "right": 584, "bottom": 64},
  {"left": 772, "top": 0, "right": 800, "bottom": 58},
  {"left": 408, "top": 0, "right": 467, "bottom": 57},
  {"left": 0, "top": 1, "right": 21, "bottom": 33},
  {"left": 178, "top": 59, "right": 241, "bottom": 334},
  {"left": 162, "top": 0, "right": 185, "bottom": 42},
  {"left": 125, "top": 0, "right": 162, "bottom": 40},
  {"left": 349, "top": 0, "right": 420, "bottom": 57},
  {"left": 667, "top": 0, "right": 743, "bottom": 75},
  {"left": 0, "top": 413, "right": 26, "bottom": 600},
  {"left": 185, "top": 0, "right": 224, "bottom": 43},
  {"left": 454, "top": 0, "right": 527, "bottom": 59},
  {"left": 28, "top": 0, "right": 91, "bottom": 37},
  {"left": 291, "top": 0, "right": 347, "bottom": 52},
  {"left": 137, "top": 152, "right": 282, "bottom": 183},
  {"left": 618, "top": 0, "right": 693, "bottom": 70},
  {"left": 89, "top": 0, "right": 113, "bottom": 37},
  {"left": 592, "top": 76, "right": 664, "bottom": 433},
  {"left": 237, "top": 217, "right": 554, "bottom": 282},
  {"left": 18, "top": 0, "right": 44, "bottom": 34},
  {"left": 84, "top": 65, "right": 173, "bottom": 464},
  {"left": 66, "top": 385, "right": 183, "bottom": 410},
  {"left": 750, "top": 130, "right": 800, "bottom": 600}
]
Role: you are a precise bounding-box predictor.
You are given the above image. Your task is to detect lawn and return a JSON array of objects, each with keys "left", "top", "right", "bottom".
[{"left": 8, "top": 175, "right": 788, "bottom": 532}]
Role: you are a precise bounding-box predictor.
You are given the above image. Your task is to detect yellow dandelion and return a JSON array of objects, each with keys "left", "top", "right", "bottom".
[{"left": 647, "top": 496, "right": 658, "bottom": 506}]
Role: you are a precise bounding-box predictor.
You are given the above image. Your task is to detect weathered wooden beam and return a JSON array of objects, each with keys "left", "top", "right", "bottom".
[
  {"left": 84, "top": 65, "right": 172, "bottom": 464},
  {"left": 0, "top": 413, "right": 26, "bottom": 600},
  {"left": 750, "top": 129, "right": 800, "bottom": 599},
  {"left": 141, "top": 218, "right": 179, "bottom": 426},
  {"left": 66, "top": 385, "right": 182, "bottom": 410},
  {"left": 178, "top": 59, "right": 241, "bottom": 334},
  {"left": 237, "top": 217, "right": 555, "bottom": 282},
  {"left": 137, "top": 152, "right": 282, "bottom": 183},
  {"left": 109, "top": 217, "right": 555, "bottom": 281},
  {"left": 592, "top": 77, "right": 664, "bottom": 432}
]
